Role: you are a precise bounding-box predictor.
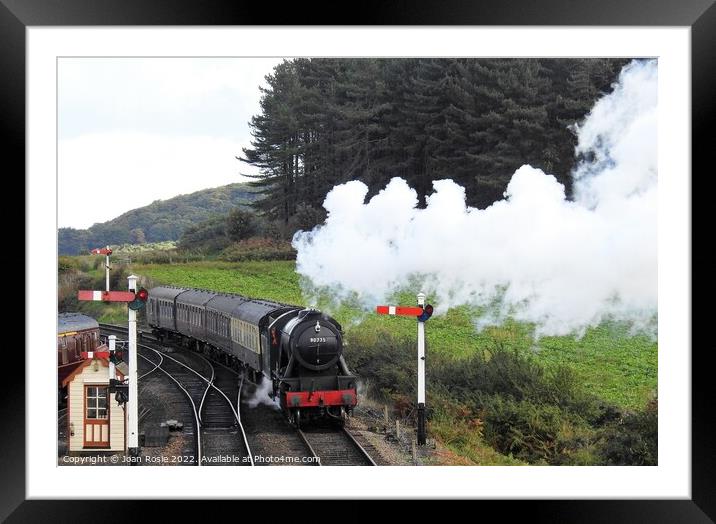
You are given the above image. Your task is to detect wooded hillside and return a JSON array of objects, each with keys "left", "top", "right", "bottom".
[
  {"left": 59, "top": 183, "right": 261, "bottom": 255},
  {"left": 241, "top": 58, "right": 629, "bottom": 224}
]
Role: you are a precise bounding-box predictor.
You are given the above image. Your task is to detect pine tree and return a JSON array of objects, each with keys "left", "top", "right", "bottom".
[{"left": 239, "top": 57, "right": 629, "bottom": 224}]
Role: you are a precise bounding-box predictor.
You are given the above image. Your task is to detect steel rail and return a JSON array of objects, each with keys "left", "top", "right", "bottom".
[
  {"left": 296, "top": 429, "right": 322, "bottom": 466},
  {"left": 342, "top": 428, "right": 378, "bottom": 466},
  {"left": 136, "top": 348, "right": 203, "bottom": 466},
  {"left": 138, "top": 342, "right": 254, "bottom": 466}
]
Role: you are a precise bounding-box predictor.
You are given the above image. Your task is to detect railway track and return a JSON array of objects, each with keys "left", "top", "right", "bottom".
[
  {"left": 101, "top": 324, "right": 253, "bottom": 466},
  {"left": 135, "top": 346, "right": 199, "bottom": 465},
  {"left": 298, "top": 425, "right": 377, "bottom": 466},
  {"left": 100, "top": 323, "right": 376, "bottom": 466}
]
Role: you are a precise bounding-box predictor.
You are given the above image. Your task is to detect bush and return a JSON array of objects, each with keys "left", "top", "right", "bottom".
[
  {"left": 346, "top": 329, "right": 635, "bottom": 465},
  {"left": 178, "top": 215, "right": 230, "bottom": 252},
  {"left": 262, "top": 219, "right": 289, "bottom": 240},
  {"left": 343, "top": 329, "right": 416, "bottom": 401},
  {"left": 434, "top": 345, "right": 615, "bottom": 422},
  {"left": 122, "top": 250, "right": 205, "bottom": 265},
  {"left": 597, "top": 397, "right": 657, "bottom": 465},
  {"left": 288, "top": 203, "right": 326, "bottom": 233},
  {"left": 219, "top": 237, "right": 296, "bottom": 262},
  {"left": 480, "top": 395, "right": 598, "bottom": 465},
  {"left": 58, "top": 256, "right": 79, "bottom": 273},
  {"left": 226, "top": 208, "right": 259, "bottom": 242}
]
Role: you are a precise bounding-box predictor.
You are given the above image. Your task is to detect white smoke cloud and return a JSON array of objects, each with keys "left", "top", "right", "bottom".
[
  {"left": 245, "top": 378, "right": 280, "bottom": 410},
  {"left": 293, "top": 60, "right": 657, "bottom": 337}
]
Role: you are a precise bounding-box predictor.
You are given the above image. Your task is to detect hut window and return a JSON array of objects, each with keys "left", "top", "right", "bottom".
[{"left": 86, "top": 386, "right": 108, "bottom": 419}]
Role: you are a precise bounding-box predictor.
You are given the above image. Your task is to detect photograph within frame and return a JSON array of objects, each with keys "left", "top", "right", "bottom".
[{"left": 5, "top": 1, "right": 708, "bottom": 517}]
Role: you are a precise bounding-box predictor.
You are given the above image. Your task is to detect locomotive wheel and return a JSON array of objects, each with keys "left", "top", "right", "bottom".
[{"left": 330, "top": 407, "right": 347, "bottom": 427}]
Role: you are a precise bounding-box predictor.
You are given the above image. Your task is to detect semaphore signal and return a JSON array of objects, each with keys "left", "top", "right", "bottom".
[
  {"left": 77, "top": 274, "right": 143, "bottom": 462},
  {"left": 376, "top": 293, "right": 433, "bottom": 446},
  {"left": 90, "top": 246, "right": 113, "bottom": 291},
  {"left": 77, "top": 290, "right": 137, "bottom": 302},
  {"left": 376, "top": 305, "right": 424, "bottom": 316}
]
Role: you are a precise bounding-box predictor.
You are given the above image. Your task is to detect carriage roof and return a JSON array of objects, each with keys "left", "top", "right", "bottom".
[
  {"left": 233, "top": 299, "right": 296, "bottom": 324},
  {"left": 176, "top": 289, "right": 219, "bottom": 307},
  {"left": 58, "top": 313, "right": 99, "bottom": 334},
  {"left": 206, "top": 294, "right": 248, "bottom": 316},
  {"left": 148, "top": 286, "right": 189, "bottom": 301}
]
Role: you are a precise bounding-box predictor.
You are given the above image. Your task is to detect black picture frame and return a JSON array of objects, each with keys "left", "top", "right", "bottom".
[{"left": 6, "top": 0, "right": 712, "bottom": 521}]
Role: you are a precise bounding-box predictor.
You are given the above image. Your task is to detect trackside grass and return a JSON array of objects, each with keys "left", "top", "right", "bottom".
[
  {"left": 63, "top": 258, "right": 657, "bottom": 464},
  {"left": 133, "top": 260, "right": 657, "bottom": 411}
]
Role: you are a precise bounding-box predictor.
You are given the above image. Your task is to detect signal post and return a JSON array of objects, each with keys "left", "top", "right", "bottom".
[
  {"left": 127, "top": 275, "right": 140, "bottom": 458},
  {"left": 376, "top": 293, "right": 434, "bottom": 445},
  {"left": 78, "top": 271, "right": 148, "bottom": 461},
  {"left": 416, "top": 292, "right": 427, "bottom": 445},
  {"left": 90, "top": 246, "right": 112, "bottom": 292}
]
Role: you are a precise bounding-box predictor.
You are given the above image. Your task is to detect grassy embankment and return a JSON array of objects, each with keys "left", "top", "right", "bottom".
[
  {"left": 63, "top": 258, "right": 657, "bottom": 465},
  {"left": 135, "top": 260, "right": 656, "bottom": 411}
]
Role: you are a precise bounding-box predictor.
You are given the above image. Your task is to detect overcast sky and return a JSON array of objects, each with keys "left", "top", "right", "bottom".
[{"left": 58, "top": 57, "right": 283, "bottom": 229}]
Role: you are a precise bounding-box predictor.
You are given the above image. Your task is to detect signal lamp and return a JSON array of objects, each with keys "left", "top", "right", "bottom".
[
  {"left": 129, "top": 287, "right": 149, "bottom": 310},
  {"left": 417, "top": 304, "right": 434, "bottom": 322},
  {"left": 115, "top": 388, "right": 129, "bottom": 405}
]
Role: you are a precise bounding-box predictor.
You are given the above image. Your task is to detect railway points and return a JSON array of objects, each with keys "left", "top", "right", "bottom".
[{"left": 97, "top": 323, "right": 378, "bottom": 466}]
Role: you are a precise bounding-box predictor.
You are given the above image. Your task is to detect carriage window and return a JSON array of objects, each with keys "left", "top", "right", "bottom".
[{"left": 86, "top": 386, "right": 108, "bottom": 419}]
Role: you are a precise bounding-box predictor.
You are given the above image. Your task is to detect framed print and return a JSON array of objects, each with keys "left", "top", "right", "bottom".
[{"left": 6, "top": 0, "right": 713, "bottom": 520}]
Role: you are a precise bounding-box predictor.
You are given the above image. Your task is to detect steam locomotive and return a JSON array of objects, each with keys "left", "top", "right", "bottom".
[{"left": 146, "top": 286, "right": 358, "bottom": 427}]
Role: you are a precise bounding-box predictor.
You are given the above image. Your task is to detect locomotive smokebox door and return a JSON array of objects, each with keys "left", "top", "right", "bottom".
[{"left": 288, "top": 310, "right": 342, "bottom": 371}]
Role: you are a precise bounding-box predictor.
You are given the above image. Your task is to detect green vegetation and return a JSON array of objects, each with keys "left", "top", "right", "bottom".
[
  {"left": 58, "top": 183, "right": 261, "bottom": 255},
  {"left": 242, "top": 58, "right": 628, "bottom": 223},
  {"left": 134, "top": 259, "right": 656, "bottom": 411},
  {"left": 348, "top": 328, "right": 656, "bottom": 466},
  {"left": 56, "top": 58, "right": 656, "bottom": 465},
  {"left": 110, "top": 241, "right": 177, "bottom": 253},
  {"left": 220, "top": 238, "right": 295, "bottom": 262},
  {"left": 135, "top": 260, "right": 304, "bottom": 305},
  {"left": 59, "top": 257, "right": 657, "bottom": 465}
]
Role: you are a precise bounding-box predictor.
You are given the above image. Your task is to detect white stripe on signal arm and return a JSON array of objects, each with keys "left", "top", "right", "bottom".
[
  {"left": 389, "top": 306, "right": 396, "bottom": 315},
  {"left": 93, "top": 291, "right": 102, "bottom": 301}
]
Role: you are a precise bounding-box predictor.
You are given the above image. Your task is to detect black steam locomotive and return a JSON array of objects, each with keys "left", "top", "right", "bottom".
[{"left": 146, "top": 286, "right": 357, "bottom": 426}]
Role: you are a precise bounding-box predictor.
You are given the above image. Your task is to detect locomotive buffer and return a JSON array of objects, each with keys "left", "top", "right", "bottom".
[{"left": 376, "top": 292, "right": 433, "bottom": 445}]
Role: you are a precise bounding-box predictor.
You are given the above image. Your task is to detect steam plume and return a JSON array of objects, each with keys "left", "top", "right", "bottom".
[{"left": 293, "top": 60, "right": 657, "bottom": 337}]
